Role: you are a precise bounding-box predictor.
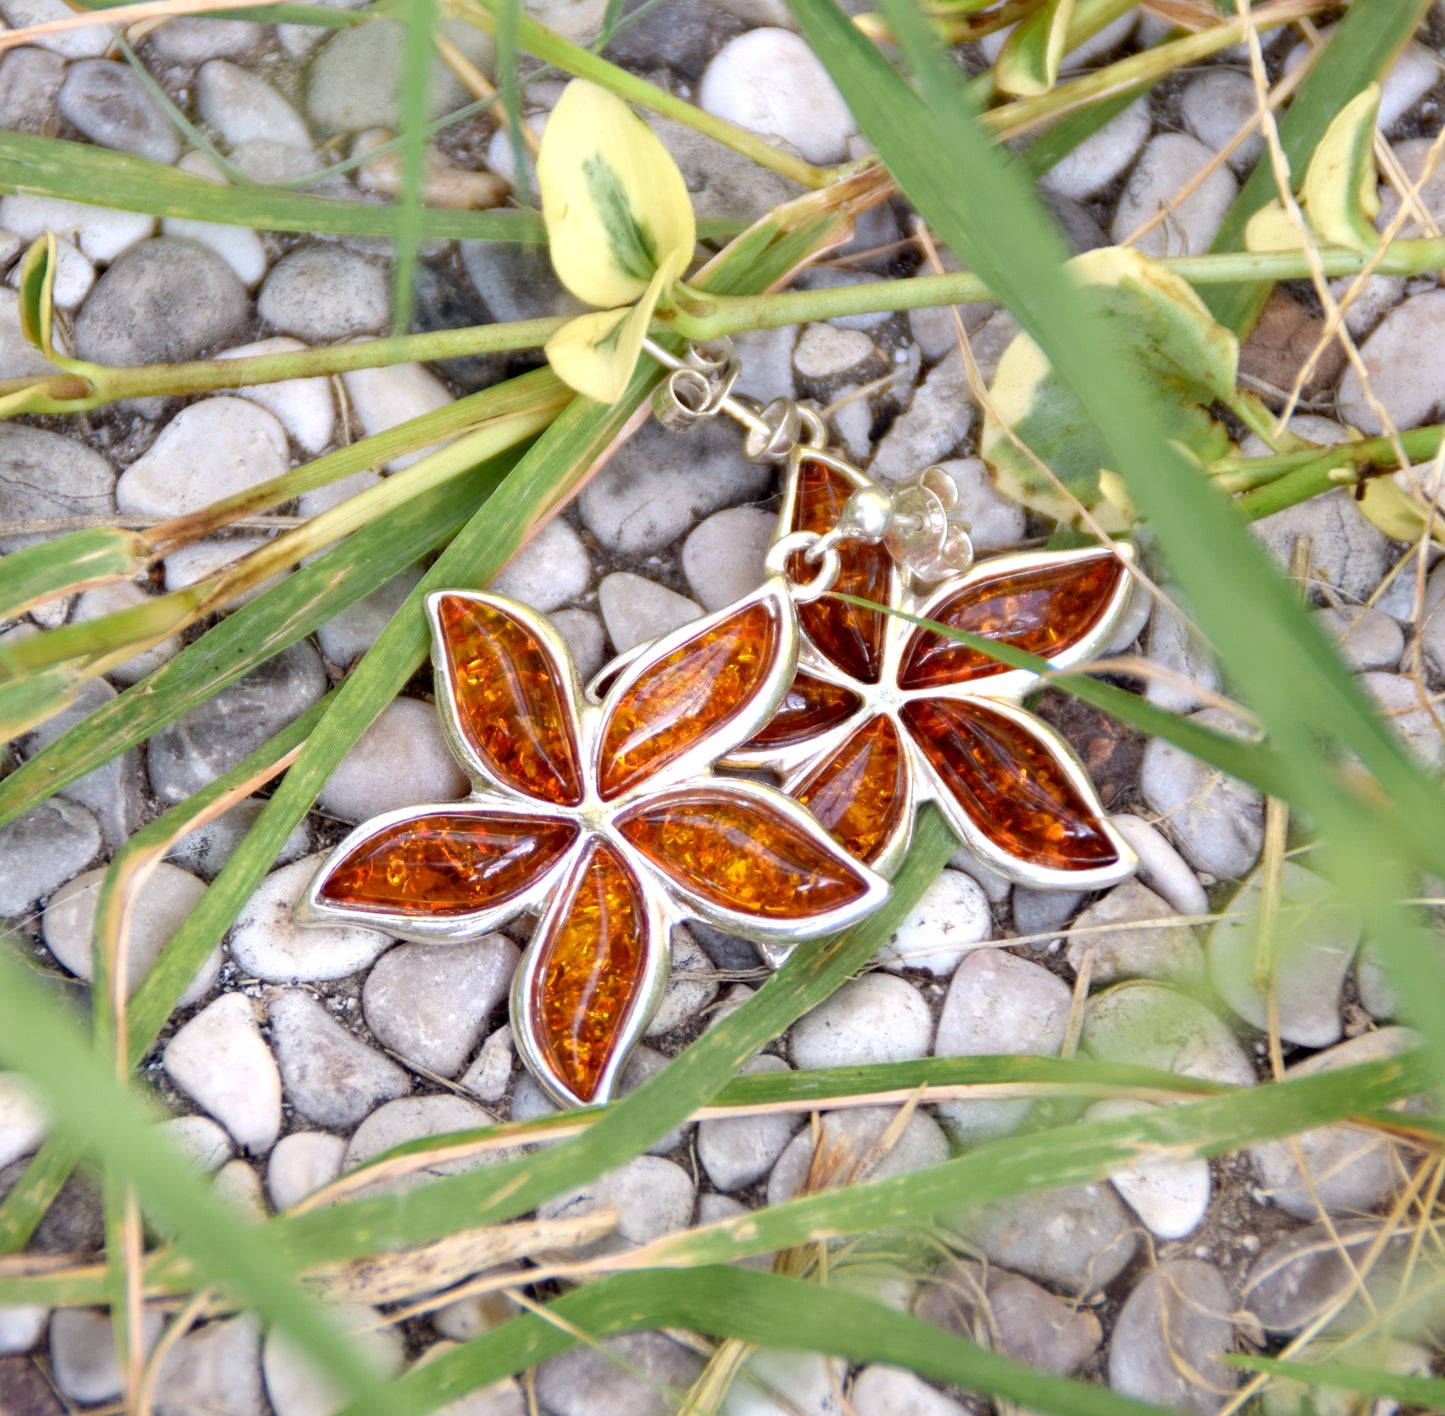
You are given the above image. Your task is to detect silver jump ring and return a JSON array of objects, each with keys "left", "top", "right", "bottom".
[{"left": 767, "top": 530, "right": 841, "bottom": 604}]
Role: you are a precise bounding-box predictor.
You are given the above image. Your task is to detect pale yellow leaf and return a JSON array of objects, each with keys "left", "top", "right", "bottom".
[{"left": 1302, "top": 83, "right": 1382, "bottom": 253}]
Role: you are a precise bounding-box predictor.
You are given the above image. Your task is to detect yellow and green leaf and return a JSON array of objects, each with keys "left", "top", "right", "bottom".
[
  {"left": 995, "top": 0, "right": 1076, "bottom": 98},
  {"left": 1302, "top": 83, "right": 1382, "bottom": 253}
]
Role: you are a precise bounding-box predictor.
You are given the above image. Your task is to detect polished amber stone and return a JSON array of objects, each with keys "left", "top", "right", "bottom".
[
  {"left": 897, "top": 553, "right": 1124, "bottom": 691},
  {"left": 793, "top": 714, "right": 906, "bottom": 863},
  {"left": 903, "top": 699, "right": 1119, "bottom": 870},
  {"left": 745, "top": 671, "right": 861, "bottom": 750},
  {"left": 318, "top": 812, "right": 579, "bottom": 915},
  {"left": 790, "top": 460, "right": 890, "bottom": 684},
  {"left": 598, "top": 601, "right": 777, "bottom": 800},
  {"left": 618, "top": 787, "right": 870, "bottom": 919},
  {"left": 436, "top": 594, "right": 584, "bottom": 806},
  {"left": 528, "top": 841, "right": 647, "bottom": 1103}
]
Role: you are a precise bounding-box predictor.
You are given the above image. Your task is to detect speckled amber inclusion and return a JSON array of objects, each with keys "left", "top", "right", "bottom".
[
  {"left": 794, "top": 716, "right": 906, "bottom": 863},
  {"left": 529, "top": 842, "right": 646, "bottom": 1103},
  {"left": 898, "top": 554, "right": 1124, "bottom": 691},
  {"left": 436, "top": 594, "right": 583, "bottom": 806},
  {"left": 747, "top": 670, "right": 861, "bottom": 749},
  {"left": 599, "top": 602, "right": 776, "bottom": 800},
  {"left": 619, "top": 789, "right": 870, "bottom": 919},
  {"left": 318, "top": 813, "right": 578, "bottom": 916},
  {"left": 903, "top": 699, "right": 1119, "bottom": 869},
  {"left": 790, "top": 461, "right": 890, "bottom": 683}
]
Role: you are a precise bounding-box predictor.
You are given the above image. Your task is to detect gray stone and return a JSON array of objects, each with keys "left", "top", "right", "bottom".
[
  {"left": 1109, "top": 1260, "right": 1236, "bottom": 1413},
  {"left": 1242, "top": 1218, "right": 1405, "bottom": 1335},
  {"left": 0, "top": 424, "right": 114, "bottom": 553},
  {"left": 878, "top": 868, "right": 992, "bottom": 977},
  {"left": 768, "top": 1106, "right": 948, "bottom": 1205},
  {"left": 70, "top": 580, "right": 182, "bottom": 684},
  {"left": 790, "top": 974, "right": 933, "bottom": 1070},
  {"left": 793, "top": 322, "right": 877, "bottom": 380},
  {"left": 933, "top": 949, "right": 1069, "bottom": 1143},
  {"left": 362, "top": 935, "right": 518, "bottom": 1078},
  {"left": 459, "top": 1025, "right": 514, "bottom": 1104},
  {"left": 1140, "top": 707, "right": 1265, "bottom": 881},
  {"left": 0, "top": 47, "right": 64, "bottom": 135},
  {"left": 159, "top": 1115, "right": 233, "bottom": 1174},
  {"left": 597, "top": 572, "right": 702, "bottom": 654},
  {"left": 266, "top": 1131, "right": 346, "bottom": 1211},
  {"left": 317, "top": 562, "right": 424, "bottom": 668},
  {"left": 343, "top": 1095, "right": 496, "bottom": 1195},
  {"left": 0, "top": 1302, "right": 46, "bottom": 1356},
  {"left": 149, "top": 17, "right": 268, "bottom": 62},
  {"left": 1111, "top": 133, "right": 1238, "bottom": 257},
  {"left": 1088, "top": 1098, "right": 1212, "bottom": 1240},
  {"left": 870, "top": 348, "right": 975, "bottom": 482},
  {"left": 1252, "top": 490, "right": 1392, "bottom": 603},
  {"left": 1011, "top": 886, "right": 1082, "bottom": 941},
  {"left": 341, "top": 361, "right": 454, "bottom": 472},
  {"left": 164, "top": 993, "right": 282, "bottom": 1153},
  {"left": 850, "top": 1365, "right": 970, "bottom": 1416},
  {"left": 0, "top": 798, "right": 101, "bottom": 918},
  {"left": 932, "top": 457, "right": 1026, "bottom": 553},
  {"left": 1, "top": 0, "right": 110, "bottom": 57},
  {"left": 269, "top": 989, "right": 410, "bottom": 1128},
  {"left": 58, "top": 60, "right": 180, "bottom": 164},
  {"left": 916, "top": 1258, "right": 1102, "bottom": 1375},
  {"left": 148, "top": 641, "right": 328, "bottom": 803},
  {"left": 488, "top": 517, "right": 592, "bottom": 614},
  {"left": 230, "top": 855, "right": 392, "bottom": 984},
  {"left": 74, "top": 237, "right": 249, "bottom": 369},
  {"left": 0, "top": 283, "right": 62, "bottom": 381},
  {"left": 1067, "top": 877, "right": 1203, "bottom": 985},
  {"left": 1107, "top": 815, "right": 1210, "bottom": 919},
  {"left": 1041, "top": 95, "right": 1151, "bottom": 199},
  {"left": 459, "top": 240, "right": 584, "bottom": 324},
  {"left": 645, "top": 927, "right": 719, "bottom": 1037},
  {"left": 1313, "top": 603, "right": 1404, "bottom": 672},
  {"left": 951, "top": 1182, "right": 1139, "bottom": 1294},
  {"left": 681, "top": 506, "right": 774, "bottom": 613},
  {"left": 153, "top": 1313, "right": 265, "bottom": 1416},
  {"left": 168, "top": 796, "right": 310, "bottom": 880},
  {"left": 534, "top": 1333, "right": 702, "bottom": 1416},
  {"left": 1146, "top": 589, "right": 1220, "bottom": 715},
  {"left": 412, "top": 1346, "right": 525, "bottom": 1416},
  {"left": 1081, "top": 979, "right": 1255, "bottom": 1087},
  {"left": 537, "top": 1154, "right": 695, "bottom": 1257},
  {"left": 197, "top": 60, "right": 312, "bottom": 151},
  {"left": 259, "top": 246, "right": 389, "bottom": 342},
  {"left": 49, "top": 1307, "right": 163, "bottom": 1405},
  {"left": 1179, "top": 70, "right": 1265, "bottom": 174},
  {"left": 1360, "top": 671, "right": 1445, "bottom": 768},
  {"left": 727, "top": 1348, "right": 847, "bottom": 1414},
  {"left": 697, "top": 1054, "right": 800, "bottom": 1191},
  {"left": 316, "top": 698, "right": 469, "bottom": 823}
]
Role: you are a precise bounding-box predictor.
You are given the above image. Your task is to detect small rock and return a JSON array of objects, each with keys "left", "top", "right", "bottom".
[
  {"left": 431, "top": 1283, "right": 521, "bottom": 1342},
  {"left": 317, "top": 698, "right": 469, "bottom": 822},
  {"left": 213, "top": 1157, "right": 267, "bottom": 1219},
  {"left": 947, "top": 848, "right": 1012, "bottom": 905},
  {"left": 698, "top": 28, "right": 854, "bottom": 165},
  {"left": 645, "top": 927, "right": 719, "bottom": 1036},
  {"left": 1011, "top": 886, "right": 1082, "bottom": 941},
  {"left": 790, "top": 974, "right": 933, "bottom": 1070},
  {"left": 168, "top": 796, "right": 311, "bottom": 880},
  {"left": 579, "top": 416, "right": 771, "bottom": 557},
  {"left": 1111, "top": 133, "right": 1238, "bottom": 257},
  {"left": 1208, "top": 863, "right": 1360, "bottom": 1047},
  {"left": 681, "top": 506, "right": 774, "bottom": 612},
  {"left": 0, "top": 424, "right": 114, "bottom": 554},
  {"left": 164, "top": 993, "right": 282, "bottom": 1153},
  {"left": 793, "top": 323, "right": 876, "bottom": 379},
  {"left": 0, "top": 1303, "right": 46, "bottom": 1356},
  {"left": 42, "top": 861, "right": 220, "bottom": 1005},
  {"left": 228, "top": 854, "right": 392, "bottom": 983},
  {"left": 217, "top": 337, "right": 337, "bottom": 452},
  {"left": 931, "top": 457, "right": 1025, "bottom": 553},
  {"left": 1312, "top": 603, "right": 1404, "bottom": 672},
  {"left": 163, "top": 535, "right": 290, "bottom": 608},
  {"left": 1081, "top": 979, "right": 1255, "bottom": 1087},
  {"left": 1067, "top": 877, "right": 1203, "bottom": 984},
  {"left": 488, "top": 517, "right": 591, "bottom": 613},
  {"left": 340, "top": 360, "right": 454, "bottom": 472},
  {"left": 316, "top": 562, "right": 424, "bottom": 668},
  {"left": 1242, "top": 1217, "right": 1403, "bottom": 1335},
  {"left": 0, "top": 194, "right": 154, "bottom": 265},
  {"left": 152, "top": 1313, "right": 265, "bottom": 1416},
  {"left": 1179, "top": 70, "right": 1265, "bottom": 174},
  {"left": 538, "top": 1154, "right": 695, "bottom": 1256},
  {"left": 260, "top": 246, "right": 389, "bottom": 342},
  {"left": 877, "top": 868, "right": 992, "bottom": 977},
  {"left": 915, "top": 1258, "right": 1102, "bottom": 1375},
  {"left": 533, "top": 1333, "right": 701, "bottom": 1416},
  {"left": 932, "top": 949, "right": 1070, "bottom": 1143},
  {"left": 724, "top": 1348, "right": 846, "bottom": 1414},
  {"left": 1145, "top": 588, "right": 1220, "bottom": 715},
  {"left": 1376, "top": 41, "right": 1441, "bottom": 133},
  {"left": 0, "top": 0, "right": 110, "bottom": 57},
  {"left": 1250, "top": 1027, "right": 1420, "bottom": 1218},
  {"left": 49, "top": 1308, "right": 163, "bottom": 1405},
  {"left": 870, "top": 347, "right": 976, "bottom": 482},
  {"left": 850, "top": 1365, "right": 970, "bottom": 1416},
  {"left": 1252, "top": 489, "right": 1392, "bottom": 603},
  {"left": 697, "top": 1054, "right": 800, "bottom": 1191},
  {"left": 1360, "top": 671, "right": 1445, "bottom": 767},
  {"left": 70, "top": 581, "right": 181, "bottom": 684},
  {"left": 768, "top": 1106, "right": 948, "bottom": 1205},
  {"left": 0, "top": 799, "right": 101, "bottom": 918},
  {"left": 58, "top": 60, "right": 180, "bottom": 164},
  {"left": 268, "top": 989, "right": 410, "bottom": 1128},
  {"left": 458, "top": 1025, "right": 514, "bottom": 1103},
  {"left": 158, "top": 1115, "right": 233, "bottom": 1173},
  {"left": 362, "top": 934, "right": 519, "bottom": 1078},
  {"left": 262, "top": 1304, "right": 404, "bottom": 1416},
  {"left": 198, "top": 59, "right": 312, "bottom": 151},
  {"left": 1109, "top": 1260, "right": 1236, "bottom": 1413},
  {"left": 1087, "top": 1098, "right": 1211, "bottom": 1239},
  {"left": 149, "top": 16, "right": 268, "bottom": 62},
  {"left": 343, "top": 1095, "right": 495, "bottom": 1190},
  {"left": 598, "top": 572, "right": 702, "bottom": 654},
  {"left": 1041, "top": 96, "right": 1151, "bottom": 200},
  {"left": 75, "top": 237, "right": 249, "bottom": 369},
  {"left": 267, "top": 1131, "right": 347, "bottom": 1211},
  {"left": 164, "top": 153, "right": 272, "bottom": 289},
  {"left": 950, "top": 1182, "right": 1139, "bottom": 1294},
  {"left": 1140, "top": 707, "right": 1265, "bottom": 881},
  {"left": 1339, "top": 289, "right": 1445, "bottom": 435},
  {"left": 1107, "top": 814, "right": 1209, "bottom": 918},
  {"left": 0, "top": 1074, "right": 47, "bottom": 1170},
  {"left": 0, "top": 284, "right": 62, "bottom": 381}
]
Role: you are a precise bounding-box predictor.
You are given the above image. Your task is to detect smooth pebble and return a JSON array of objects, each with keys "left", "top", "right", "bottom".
[
  {"left": 1041, "top": 97, "right": 1150, "bottom": 200},
  {"left": 0, "top": 799, "right": 101, "bottom": 917},
  {"left": 1067, "top": 877, "right": 1203, "bottom": 984},
  {"left": 877, "top": 868, "right": 991, "bottom": 976},
  {"left": 217, "top": 336, "right": 337, "bottom": 452},
  {"left": 768, "top": 1106, "right": 948, "bottom": 1206},
  {"left": 681, "top": 506, "right": 774, "bottom": 612},
  {"left": 260, "top": 245, "right": 389, "bottom": 342},
  {"left": 537, "top": 1154, "right": 696, "bottom": 1257},
  {"left": 341, "top": 360, "right": 453, "bottom": 471},
  {"left": 1080, "top": 979, "right": 1255, "bottom": 1087},
  {"left": 0, "top": 1073, "right": 48, "bottom": 1170},
  {"left": 163, "top": 993, "right": 282, "bottom": 1153},
  {"left": 1107, "top": 814, "right": 1210, "bottom": 918},
  {"left": 1088, "top": 1098, "right": 1212, "bottom": 1239},
  {"left": 59, "top": 59, "right": 179, "bottom": 163},
  {"left": 317, "top": 698, "right": 469, "bottom": 822},
  {"left": 488, "top": 517, "right": 591, "bottom": 613},
  {"left": 198, "top": 59, "right": 313, "bottom": 151},
  {"left": 697, "top": 1054, "right": 801, "bottom": 1191},
  {"left": 790, "top": 974, "right": 933, "bottom": 1069},
  {"left": 1111, "top": 133, "right": 1238, "bottom": 256},
  {"left": 266, "top": 1131, "right": 347, "bottom": 1211},
  {"left": 598, "top": 572, "right": 702, "bottom": 654}
]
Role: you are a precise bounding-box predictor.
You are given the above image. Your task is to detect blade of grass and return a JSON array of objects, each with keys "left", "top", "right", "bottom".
[
  {"left": 1225, "top": 1353, "right": 1445, "bottom": 1408},
  {"left": 391, "top": 0, "right": 437, "bottom": 336}
]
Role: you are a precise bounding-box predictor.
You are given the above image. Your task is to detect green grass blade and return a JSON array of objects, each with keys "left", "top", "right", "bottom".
[
  {"left": 1227, "top": 1353, "right": 1445, "bottom": 1408},
  {"left": 391, "top": 0, "right": 437, "bottom": 335},
  {"left": 0, "top": 526, "right": 147, "bottom": 622}
]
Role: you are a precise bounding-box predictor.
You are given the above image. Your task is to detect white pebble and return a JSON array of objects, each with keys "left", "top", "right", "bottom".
[
  {"left": 0, "top": 1072, "right": 48, "bottom": 1170},
  {"left": 263, "top": 1305, "right": 404, "bottom": 1416},
  {"left": 1107, "top": 814, "right": 1209, "bottom": 918},
  {"left": 158, "top": 1115, "right": 232, "bottom": 1173},
  {"left": 681, "top": 507, "right": 774, "bottom": 612},
  {"left": 198, "top": 60, "right": 313, "bottom": 152},
  {"left": 0, "top": 0, "right": 110, "bottom": 58},
  {"left": 164, "top": 153, "right": 270, "bottom": 288},
  {"left": 931, "top": 457, "right": 1025, "bottom": 553},
  {"left": 538, "top": 1154, "right": 696, "bottom": 1257},
  {"left": 598, "top": 571, "right": 702, "bottom": 654},
  {"left": 1178, "top": 70, "right": 1265, "bottom": 174},
  {"left": 877, "top": 868, "right": 992, "bottom": 976},
  {"left": 5, "top": 233, "right": 92, "bottom": 309},
  {"left": 213, "top": 1157, "right": 268, "bottom": 1219},
  {"left": 0, "top": 194, "right": 154, "bottom": 264},
  {"left": 793, "top": 323, "right": 875, "bottom": 379},
  {"left": 790, "top": 973, "right": 933, "bottom": 1069},
  {"left": 1339, "top": 289, "right": 1445, "bottom": 435},
  {"left": 488, "top": 517, "right": 591, "bottom": 613},
  {"left": 1041, "top": 97, "right": 1150, "bottom": 201},
  {"left": 71, "top": 581, "right": 182, "bottom": 685},
  {"left": 217, "top": 337, "right": 337, "bottom": 452},
  {"left": 342, "top": 360, "right": 454, "bottom": 471},
  {"left": 163, "top": 536, "right": 290, "bottom": 609},
  {"left": 1087, "top": 1098, "right": 1211, "bottom": 1239},
  {"left": 260, "top": 245, "right": 389, "bottom": 343},
  {"left": 267, "top": 1132, "right": 347, "bottom": 1211},
  {"left": 1111, "top": 132, "right": 1238, "bottom": 257},
  {"left": 163, "top": 993, "right": 282, "bottom": 1153}
]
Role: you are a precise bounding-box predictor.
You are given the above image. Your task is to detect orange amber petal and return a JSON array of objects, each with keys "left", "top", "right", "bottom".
[
  {"left": 793, "top": 714, "right": 907, "bottom": 864},
  {"left": 897, "top": 553, "right": 1125, "bottom": 691},
  {"left": 598, "top": 600, "right": 780, "bottom": 800},
  {"left": 617, "top": 786, "right": 874, "bottom": 923},
  {"left": 527, "top": 841, "right": 649, "bottom": 1104},
  {"left": 902, "top": 699, "right": 1119, "bottom": 871},
  {"left": 317, "top": 812, "right": 579, "bottom": 917},
  {"left": 434, "top": 594, "right": 584, "bottom": 806},
  {"left": 744, "top": 671, "right": 863, "bottom": 751},
  {"left": 791, "top": 460, "right": 890, "bottom": 684}
]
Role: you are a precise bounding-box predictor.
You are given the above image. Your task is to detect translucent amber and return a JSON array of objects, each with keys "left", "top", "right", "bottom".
[
  {"left": 318, "top": 812, "right": 578, "bottom": 915},
  {"left": 618, "top": 787, "right": 871, "bottom": 919},
  {"left": 746, "top": 671, "right": 861, "bottom": 750},
  {"left": 902, "top": 699, "right": 1119, "bottom": 870},
  {"left": 790, "top": 460, "right": 890, "bottom": 683},
  {"left": 436, "top": 594, "right": 584, "bottom": 806},
  {"left": 898, "top": 553, "right": 1124, "bottom": 691},
  {"left": 793, "top": 715, "right": 906, "bottom": 863},
  {"left": 599, "top": 602, "right": 777, "bottom": 800},
  {"left": 528, "top": 841, "right": 647, "bottom": 1103}
]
